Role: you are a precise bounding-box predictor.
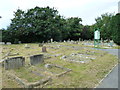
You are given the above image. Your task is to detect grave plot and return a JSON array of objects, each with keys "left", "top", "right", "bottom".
[
  {"left": 31, "top": 64, "right": 72, "bottom": 77},
  {"left": 4, "top": 67, "right": 51, "bottom": 88},
  {"left": 60, "top": 52, "right": 97, "bottom": 63},
  {"left": 3, "top": 56, "right": 25, "bottom": 70},
  {"left": 3, "top": 62, "right": 71, "bottom": 88}
]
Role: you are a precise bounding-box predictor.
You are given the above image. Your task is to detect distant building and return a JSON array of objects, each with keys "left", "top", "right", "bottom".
[{"left": 118, "top": 1, "right": 120, "bottom": 13}]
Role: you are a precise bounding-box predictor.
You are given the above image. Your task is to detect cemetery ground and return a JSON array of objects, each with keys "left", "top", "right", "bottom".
[{"left": 1, "top": 41, "right": 118, "bottom": 88}]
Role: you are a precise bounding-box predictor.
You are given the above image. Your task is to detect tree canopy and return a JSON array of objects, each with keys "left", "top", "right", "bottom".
[{"left": 1, "top": 6, "right": 120, "bottom": 45}]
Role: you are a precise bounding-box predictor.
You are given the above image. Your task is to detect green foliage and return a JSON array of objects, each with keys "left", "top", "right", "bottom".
[
  {"left": 2, "top": 6, "right": 84, "bottom": 43},
  {"left": 94, "top": 13, "right": 114, "bottom": 40},
  {"left": 93, "top": 13, "right": 120, "bottom": 45},
  {"left": 2, "top": 7, "right": 119, "bottom": 45},
  {"left": 81, "top": 25, "right": 93, "bottom": 40},
  {"left": 110, "top": 13, "right": 120, "bottom": 45}
]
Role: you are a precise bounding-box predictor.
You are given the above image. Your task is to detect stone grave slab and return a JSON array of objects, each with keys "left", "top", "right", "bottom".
[
  {"left": 4, "top": 56, "right": 25, "bottom": 70},
  {"left": 30, "top": 54, "right": 44, "bottom": 65}
]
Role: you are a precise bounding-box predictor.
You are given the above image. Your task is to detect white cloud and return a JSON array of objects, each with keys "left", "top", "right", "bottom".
[{"left": 0, "top": 0, "right": 119, "bottom": 29}]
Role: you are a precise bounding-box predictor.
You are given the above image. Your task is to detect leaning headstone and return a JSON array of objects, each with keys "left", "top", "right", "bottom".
[
  {"left": 42, "top": 46, "right": 47, "bottom": 52},
  {"left": 30, "top": 54, "right": 44, "bottom": 65},
  {"left": 4, "top": 56, "right": 25, "bottom": 70}
]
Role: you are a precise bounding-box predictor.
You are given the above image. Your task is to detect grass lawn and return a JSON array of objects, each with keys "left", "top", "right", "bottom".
[{"left": 1, "top": 42, "right": 118, "bottom": 88}]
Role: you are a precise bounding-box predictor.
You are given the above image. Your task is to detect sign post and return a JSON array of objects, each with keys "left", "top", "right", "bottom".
[{"left": 94, "top": 28, "right": 100, "bottom": 48}]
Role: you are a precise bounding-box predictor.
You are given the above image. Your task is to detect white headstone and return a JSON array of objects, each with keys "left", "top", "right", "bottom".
[
  {"left": 25, "top": 44, "right": 30, "bottom": 48},
  {"left": 51, "top": 38, "right": 53, "bottom": 42},
  {"left": 6, "top": 42, "right": 11, "bottom": 45},
  {"left": 0, "top": 42, "right": 5, "bottom": 44}
]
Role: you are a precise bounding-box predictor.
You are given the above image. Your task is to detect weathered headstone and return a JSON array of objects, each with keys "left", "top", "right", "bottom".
[
  {"left": 30, "top": 54, "right": 44, "bottom": 65},
  {"left": 42, "top": 46, "right": 47, "bottom": 52},
  {"left": 4, "top": 57, "right": 25, "bottom": 70}
]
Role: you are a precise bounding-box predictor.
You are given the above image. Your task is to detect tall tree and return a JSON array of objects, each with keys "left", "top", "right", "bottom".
[
  {"left": 110, "top": 13, "right": 120, "bottom": 45},
  {"left": 95, "top": 13, "right": 114, "bottom": 41},
  {"left": 65, "top": 17, "right": 83, "bottom": 40}
]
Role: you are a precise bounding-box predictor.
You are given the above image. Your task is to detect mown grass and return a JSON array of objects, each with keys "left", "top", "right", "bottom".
[{"left": 2, "top": 42, "right": 118, "bottom": 88}]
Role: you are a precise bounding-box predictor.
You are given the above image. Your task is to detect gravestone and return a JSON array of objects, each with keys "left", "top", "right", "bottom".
[
  {"left": 18, "top": 41, "right": 21, "bottom": 44},
  {"left": 6, "top": 42, "right": 11, "bottom": 45},
  {"left": 45, "top": 64, "right": 52, "bottom": 68},
  {"left": 42, "top": 46, "right": 47, "bottom": 52},
  {"left": 4, "top": 57, "right": 25, "bottom": 70},
  {"left": 51, "top": 38, "right": 53, "bottom": 43},
  {"left": 0, "top": 42, "right": 5, "bottom": 44},
  {"left": 25, "top": 44, "right": 30, "bottom": 48},
  {"left": 30, "top": 54, "right": 44, "bottom": 65}
]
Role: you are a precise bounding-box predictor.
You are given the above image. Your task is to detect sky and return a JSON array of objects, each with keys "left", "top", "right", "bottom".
[{"left": 0, "top": 0, "right": 119, "bottom": 29}]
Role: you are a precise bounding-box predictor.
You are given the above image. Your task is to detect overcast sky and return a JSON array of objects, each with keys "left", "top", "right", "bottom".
[{"left": 0, "top": 0, "right": 119, "bottom": 29}]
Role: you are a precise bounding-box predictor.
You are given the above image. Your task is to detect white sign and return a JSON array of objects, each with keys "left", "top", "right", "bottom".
[{"left": 94, "top": 30, "right": 100, "bottom": 39}]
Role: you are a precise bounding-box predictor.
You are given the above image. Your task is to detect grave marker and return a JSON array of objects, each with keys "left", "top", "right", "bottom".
[
  {"left": 4, "top": 56, "right": 25, "bottom": 70},
  {"left": 0, "top": 42, "right": 5, "bottom": 44},
  {"left": 6, "top": 42, "right": 11, "bottom": 45},
  {"left": 18, "top": 41, "right": 21, "bottom": 44},
  {"left": 25, "top": 44, "right": 30, "bottom": 48},
  {"left": 42, "top": 46, "right": 47, "bottom": 52},
  {"left": 30, "top": 54, "right": 44, "bottom": 65},
  {"left": 50, "top": 38, "right": 53, "bottom": 43}
]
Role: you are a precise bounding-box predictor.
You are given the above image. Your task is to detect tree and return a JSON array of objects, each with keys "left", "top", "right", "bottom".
[
  {"left": 94, "top": 13, "right": 114, "bottom": 41},
  {"left": 110, "top": 13, "right": 120, "bottom": 45},
  {"left": 7, "top": 6, "right": 64, "bottom": 43},
  {"left": 81, "top": 25, "right": 93, "bottom": 40},
  {"left": 65, "top": 17, "right": 83, "bottom": 40}
]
